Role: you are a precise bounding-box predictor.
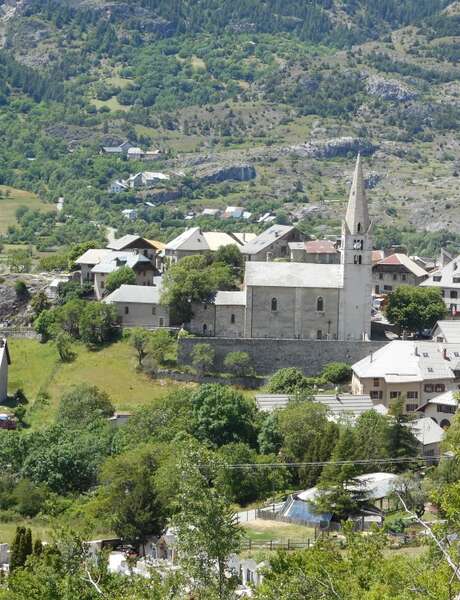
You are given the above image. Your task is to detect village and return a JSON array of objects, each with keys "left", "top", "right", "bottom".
[{"left": 0, "top": 156, "right": 459, "bottom": 595}]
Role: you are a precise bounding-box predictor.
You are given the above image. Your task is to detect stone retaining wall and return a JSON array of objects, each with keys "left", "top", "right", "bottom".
[{"left": 178, "top": 337, "right": 387, "bottom": 376}]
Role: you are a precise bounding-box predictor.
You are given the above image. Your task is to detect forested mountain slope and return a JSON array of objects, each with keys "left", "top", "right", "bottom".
[{"left": 1, "top": 0, "right": 460, "bottom": 255}]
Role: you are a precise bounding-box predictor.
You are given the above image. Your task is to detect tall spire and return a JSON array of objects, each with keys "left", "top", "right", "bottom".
[{"left": 345, "top": 154, "right": 370, "bottom": 235}]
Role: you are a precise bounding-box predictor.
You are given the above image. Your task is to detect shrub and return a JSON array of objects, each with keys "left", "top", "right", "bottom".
[
  {"left": 191, "top": 343, "right": 215, "bottom": 375},
  {"left": 321, "top": 362, "right": 352, "bottom": 384},
  {"left": 267, "top": 367, "right": 308, "bottom": 394},
  {"left": 14, "top": 280, "right": 29, "bottom": 301},
  {"left": 106, "top": 266, "right": 136, "bottom": 293},
  {"left": 223, "top": 351, "right": 254, "bottom": 377}
]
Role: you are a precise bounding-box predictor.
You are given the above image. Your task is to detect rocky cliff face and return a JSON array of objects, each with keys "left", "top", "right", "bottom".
[
  {"left": 366, "top": 76, "right": 417, "bottom": 102},
  {"left": 289, "top": 137, "right": 378, "bottom": 159},
  {"left": 195, "top": 163, "right": 257, "bottom": 183}
]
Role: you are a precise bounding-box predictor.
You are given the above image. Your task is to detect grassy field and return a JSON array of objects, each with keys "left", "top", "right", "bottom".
[
  {"left": 0, "top": 186, "right": 54, "bottom": 235},
  {"left": 6, "top": 338, "right": 190, "bottom": 427},
  {"left": 241, "top": 519, "right": 315, "bottom": 543}
]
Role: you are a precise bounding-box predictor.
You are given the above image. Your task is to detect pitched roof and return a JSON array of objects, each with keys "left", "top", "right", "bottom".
[
  {"left": 75, "top": 248, "right": 116, "bottom": 265},
  {"left": 91, "top": 253, "right": 151, "bottom": 274},
  {"left": 232, "top": 232, "right": 257, "bottom": 245},
  {"left": 107, "top": 234, "right": 153, "bottom": 251},
  {"left": 165, "top": 228, "right": 244, "bottom": 252},
  {"left": 241, "top": 225, "right": 296, "bottom": 255},
  {"left": 433, "top": 321, "right": 460, "bottom": 343},
  {"left": 255, "top": 393, "right": 379, "bottom": 416},
  {"left": 214, "top": 291, "right": 246, "bottom": 306},
  {"left": 373, "top": 253, "right": 428, "bottom": 277},
  {"left": 352, "top": 340, "right": 460, "bottom": 382},
  {"left": 410, "top": 417, "right": 445, "bottom": 446},
  {"left": 245, "top": 261, "right": 343, "bottom": 289},
  {"left": 146, "top": 239, "right": 166, "bottom": 251},
  {"left": 305, "top": 239, "right": 338, "bottom": 254},
  {"left": 421, "top": 254, "right": 460, "bottom": 290},
  {"left": 103, "top": 282, "right": 163, "bottom": 304},
  {"left": 417, "top": 390, "right": 458, "bottom": 411},
  {"left": 345, "top": 154, "right": 370, "bottom": 235}
]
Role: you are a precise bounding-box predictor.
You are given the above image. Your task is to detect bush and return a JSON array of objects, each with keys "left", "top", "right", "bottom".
[
  {"left": 14, "top": 280, "right": 29, "bottom": 301},
  {"left": 267, "top": 367, "right": 309, "bottom": 394},
  {"left": 191, "top": 343, "right": 215, "bottom": 375},
  {"left": 321, "top": 362, "right": 352, "bottom": 384},
  {"left": 223, "top": 351, "right": 254, "bottom": 377}
]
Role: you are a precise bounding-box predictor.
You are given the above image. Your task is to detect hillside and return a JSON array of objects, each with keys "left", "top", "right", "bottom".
[{"left": 0, "top": 0, "right": 460, "bottom": 255}]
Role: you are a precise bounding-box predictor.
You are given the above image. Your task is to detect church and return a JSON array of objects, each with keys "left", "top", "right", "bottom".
[{"left": 190, "top": 155, "right": 373, "bottom": 341}]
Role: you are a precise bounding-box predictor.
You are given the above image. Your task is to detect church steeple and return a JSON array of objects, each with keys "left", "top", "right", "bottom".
[{"left": 345, "top": 154, "right": 370, "bottom": 235}]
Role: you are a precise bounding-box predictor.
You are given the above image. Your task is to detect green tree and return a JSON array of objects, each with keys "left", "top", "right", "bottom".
[
  {"left": 267, "top": 367, "right": 308, "bottom": 394},
  {"left": 214, "top": 244, "right": 244, "bottom": 280},
  {"left": 191, "top": 384, "right": 257, "bottom": 447},
  {"left": 161, "top": 255, "right": 233, "bottom": 324},
  {"left": 30, "top": 291, "right": 50, "bottom": 317},
  {"left": 10, "top": 527, "right": 33, "bottom": 572},
  {"left": 14, "top": 280, "right": 29, "bottom": 301},
  {"left": 129, "top": 327, "right": 150, "bottom": 367},
  {"left": 55, "top": 331, "right": 75, "bottom": 362},
  {"left": 34, "top": 309, "right": 57, "bottom": 341},
  {"left": 191, "top": 342, "right": 215, "bottom": 375},
  {"left": 172, "top": 444, "right": 242, "bottom": 600},
  {"left": 13, "top": 479, "right": 47, "bottom": 517},
  {"left": 217, "top": 442, "right": 288, "bottom": 505},
  {"left": 56, "top": 298, "right": 85, "bottom": 338},
  {"left": 386, "top": 398, "right": 420, "bottom": 469},
  {"left": 278, "top": 400, "right": 339, "bottom": 487},
  {"left": 79, "top": 302, "right": 118, "bottom": 346},
  {"left": 385, "top": 286, "right": 447, "bottom": 335},
  {"left": 105, "top": 266, "right": 136, "bottom": 293},
  {"left": 57, "top": 384, "right": 114, "bottom": 427},
  {"left": 223, "top": 351, "right": 254, "bottom": 377},
  {"left": 321, "top": 362, "right": 352, "bottom": 384},
  {"left": 149, "top": 329, "right": 175, "bottom": 365},
  {"left": 98, "top": 444, "right": 165, "bottom": 552}
]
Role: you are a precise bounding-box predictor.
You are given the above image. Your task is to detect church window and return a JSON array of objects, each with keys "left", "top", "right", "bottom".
[
  {"left": 353, "top": 239, "right": 363, "bottom": 250},
  {"left": 203, "top": 324, "right": 207, "bottom": 334},
  {"left": 316, "top": 297, "right": 324, "bottom": 312},
  {"left": 316, "top": 330, "right": 323, "bottom": 340},
  {"left": 231, "top": 314, "right": 235, "bottom": 324},
  {"left": 357, "top": 223, "right": 362, "bottom": 233},
  {"left": 271, "top": 298, "right": 277, "bottom": 312},
  {"left": 353, "top": 255, "right": 362, "bottom": 265}
]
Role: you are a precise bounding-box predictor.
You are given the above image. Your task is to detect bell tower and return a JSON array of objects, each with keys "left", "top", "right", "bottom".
[{"left": 338, "top": 155, "right": 373, "bottom": 341}]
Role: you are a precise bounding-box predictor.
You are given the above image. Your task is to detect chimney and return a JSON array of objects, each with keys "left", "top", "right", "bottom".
[{"left": 443, "top": 348, "right": 448, "bottom": 360}]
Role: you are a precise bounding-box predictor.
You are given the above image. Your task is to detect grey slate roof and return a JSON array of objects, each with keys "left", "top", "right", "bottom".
[
  {"left": 107, "top": 235, "right": 145, "bottom": 251},
  {"left": 241, "top": 225, "right": 295, "bottom": 255},
  {"left": 245, "top": 261, "right": 343, "bottom": 289},
  {"left": 103, "top": 282, "right": 163, "bottom": 304},
  {"left": 214, "top": 291, "right": 246, "bottom": 306},
  {"left": 255, "top": 393, "right": 381, "bottom": 416}
]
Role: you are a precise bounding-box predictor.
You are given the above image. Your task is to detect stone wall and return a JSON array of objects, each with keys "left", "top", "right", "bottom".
[{"left": 178, "top": 336, "right": 387, "bottom": 376}]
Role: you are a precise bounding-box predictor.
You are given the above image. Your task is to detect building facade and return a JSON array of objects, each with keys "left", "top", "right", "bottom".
[{"left": 190, "top": 155, "right": 373, "bottom": 342}]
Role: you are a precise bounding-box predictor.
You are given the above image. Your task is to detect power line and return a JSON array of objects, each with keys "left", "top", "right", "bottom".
[{"left": 221, "top": 456, "right": 450, "bottom": 470}]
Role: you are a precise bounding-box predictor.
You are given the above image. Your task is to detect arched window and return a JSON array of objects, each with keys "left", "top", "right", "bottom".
[
  {"left": 230, "top": 314, "right": 235, "bottom": 324},
  {"left": 271, "top": 298, "right": 277, "bottom": 312},
  {"left": 203, "top": 324, "right": 207, "bottom": 335},
  {"left": 316, "top": 297, "right": 324, "bottom": 312},
  {"left": 357, "top": 223, "right": 362, "bottom": 233},
  {"left": 316, "top": 330, "right": 323, "bottom": 340}
]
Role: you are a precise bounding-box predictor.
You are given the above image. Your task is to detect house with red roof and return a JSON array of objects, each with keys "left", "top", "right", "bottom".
[{"left": 372, "top": 253, "right": 428, "bottom": 295}]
